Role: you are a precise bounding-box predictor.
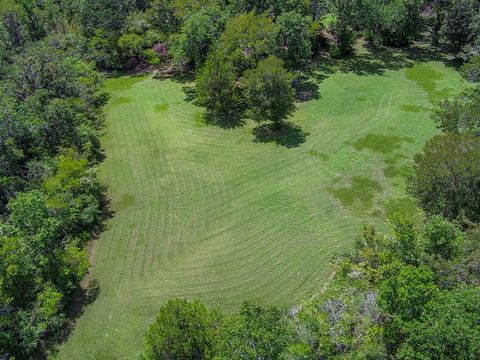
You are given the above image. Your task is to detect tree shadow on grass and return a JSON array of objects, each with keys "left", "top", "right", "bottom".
[
  {"left": 294, "top": 75, "right": 321, "bottom": 102},
  {"left": 348, "top": 133, "right": 415, "bottom": 155},
  {"left": 153, "top": 68, "right": 195, "bottom": 83},
  {"left": 403, "top": 41, "right": 462, "bottom": 69},
  {"left": 252, "top": 122, "right": 309, "bottom": 148},
  {"left": 204, "top": 111, "right": 245, "bottom": 129},
  {"left": 303, "top": 55, "right": 337, "bottom": 84},
  {"left": 304, "top": 39, "right": 461, "bottom": 83},
  {"left": 181, "top": 84, "right": 196, "bottom": 102},
  {"left": 337, "top": 46, "right": 410, "bottom": 76}
]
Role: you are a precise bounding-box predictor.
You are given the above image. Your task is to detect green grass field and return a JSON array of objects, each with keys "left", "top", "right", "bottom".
[{"left": 57, "top": 45, "right": 467, "bottom": 359}]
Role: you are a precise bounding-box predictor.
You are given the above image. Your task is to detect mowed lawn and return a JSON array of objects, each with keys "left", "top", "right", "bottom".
[{"left": 58, "top": 45, "right": 467, "bottom": 359}]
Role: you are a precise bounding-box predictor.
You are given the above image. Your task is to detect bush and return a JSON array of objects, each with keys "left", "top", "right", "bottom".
[
  {"left": 329, "top": 44, "right": 342, "bottom": 59},
  {"left": 410, "top": 133, "right": 480, "bottom": 224},
  {"left": 143, "top": 299, "right": 219, "bottom": 360},
  {"left": 143, "top": 49, "right": 162, "bottom": 66},
  {"left": 461, "top": 55, "right": 480, "bottom": 82},
  {"left": 86, "top": 279, "right": 100, "bottom": 303}
]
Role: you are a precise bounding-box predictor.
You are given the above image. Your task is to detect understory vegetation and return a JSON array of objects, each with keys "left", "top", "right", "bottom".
[{"left": 1, "top": 0, "right": 480, "bottom": 359}]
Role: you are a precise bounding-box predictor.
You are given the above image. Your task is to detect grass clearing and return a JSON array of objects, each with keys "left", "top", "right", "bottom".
[{"left": 57, "top": 45, "right": 467, "bottom": 359}]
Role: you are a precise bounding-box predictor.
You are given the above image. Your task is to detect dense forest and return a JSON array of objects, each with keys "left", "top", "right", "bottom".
[{"left": 1, "top": 0, "right": 480, "bottom": 359}]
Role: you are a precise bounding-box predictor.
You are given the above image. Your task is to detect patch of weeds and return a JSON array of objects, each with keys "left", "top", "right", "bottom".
[
  {"left": 405, "top": 64, "right": 452, "bottom": 105},
  {"left": 330, "top": 176, "right": 382, "bottom": 211},
  {"left": 110, "top": 96, "right": 131, "bottom": 105},
  {"left": 307, "top": 149, "right": 330, "bottom": 160},
  {"left": 384, "top": 197, "right": 420, "bottom": 218},
  {"left": 384, "top": 164, "right": 412, "bottom": 179},
  {"left": 154, "top": 103, "right": 169, "bottom": 112},
  {"left": 194, "top": 112, "right": 206, "bottom": 127},
  {"left": 105, "top": 74, "right": 148, "bottom": 92},
  {"left": 117, "top": 193, "right": 136, "bottom": 211},
  {"left": 399, "top": 104, "right": 430, "bottom": 113},
  {"left": 351, "top": 133, "right": 414, "bottom": 155},
  {"left": 370, "top": 208, "right": 384, "bottom": 218},
  {"left": 384, "top": 154, "right": 408, "bottom": 165},
  {"left": 86, "top": 279, "right": 100, "bottom": 304}
]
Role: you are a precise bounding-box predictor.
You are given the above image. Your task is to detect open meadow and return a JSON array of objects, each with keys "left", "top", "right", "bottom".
[{"left": 58, "top": 44, "right": 468, "bottom": 359}]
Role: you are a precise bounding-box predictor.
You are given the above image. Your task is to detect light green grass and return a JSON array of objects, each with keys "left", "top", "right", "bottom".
[
  {"left": 0, "top": 0, "right": 18, "bottom": 12},
  {"left": 57, "top": 46, "right": 467, "bottom": 359}
]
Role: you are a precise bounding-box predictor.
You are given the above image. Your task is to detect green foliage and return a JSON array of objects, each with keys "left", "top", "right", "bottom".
[
  {"left": 378, "top": 262, "right": 438, "bottom": 322},
  {"left": 0, "top": 187, "right": 90, "bottom": 356},
  {"left": 382, "top": 0, "right": 424, "bottom": 46},
  {"left": 43, "top": 150, "right": 104, "bottom": 234},
  {"left": 143, "top": 299, "right": 219, "bottom": 360},
  {"left": 432, "top": 86, "right": 480, "bottom": 135},
  {"left": 0, "top": 9, "right": 29, "bottom": 68},
  {"left": 171, "top": 0, "right": 217, "bottom": 21},
  {"left": 85, "top": 29, "right": 125, "bottom": 69},
  {"left": 143, "top": 0, "right": 179, "bottom": 35},
  {"left": 0, "top": 11, "right": 106, "bottom": 358},
  {"left": 443, "top": 0, "right": 479, "bottom": 52},
  {"left": 80, "top": 0, "right": 136, "bottom": 37},
  {"left": 331, "top": 0, "right": 356, "bottom": 56},
  {"left": 14, "top": 0, "right": 65, "bottom": 41},
  {"left": 195, "top": 48, "right": 243, "bottom": 124},
  {"left": 411, "top": 132, "right": 480, "bottom": 223},
  {"left": 86, "top": 278, "right": 100, "bottom": 303},
  {"left": 0, "top": 150, "right": 101, "bottom": 356},
  {"left": 227, "top": 0, "right": 310, "bottom": 17},
  {"left": 172, "top": 4, "right": 227, "bottom": 69},
  {"left": 398, "top": 287, "right": 480, "bottom": 359},
  {"left": 351, "top": 225, "right": 392, "bottom": 284},
  {"left": 11, "top": 41, "right": 104, "bottom": 102},
  {"left": 13, "top": 284, "right": 65, "bottom": 355},
  {"left": 357, "top": 0, "right": 424, "bottom": 46},
  {"left": 0, "top": 40, "right": 106, "bottom": 205},
  {"left": 389, "top": 213, "right": 421, "bottom": 265},
  {"left": 124, "top": 10, "right": 151, "bottom": 35},
  {"left": 143, "top": 48, "right": 162, "bottom": 66},
  {"left": 212, "top": 301, "right": 289, "bottom": 360},
  {"left": 117, "top": 33, "right": 145, "bottom": 60},
  {"left": 295, "top": 285, "right": 385, "bottom": 359},
  {"left": 219, "top": 12, "right": 278, "bottom": 73},
  {"left": 241, "top": 55, "right": 295, "bottom": 126},
  {"left": 423, "top": 215, "right": 462, "bottom": 260},
  {"left": 461, "top": 55, "right": 480, "bottom": 82},
  {"left": 276, "top": 11, "right": 312, "bottom": 65}
]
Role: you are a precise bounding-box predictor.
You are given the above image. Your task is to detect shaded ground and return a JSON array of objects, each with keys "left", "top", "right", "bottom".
[{"left": 253, "top": 122, "right": 309, "bottom": 148}]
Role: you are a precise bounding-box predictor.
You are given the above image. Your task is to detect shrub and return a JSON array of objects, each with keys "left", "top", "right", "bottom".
[
  {"left": 86, "top": 279, "right": 100, "bottom": 303},
  {"left": 461, "top": 55, "right": 480, "bottom": 82}
]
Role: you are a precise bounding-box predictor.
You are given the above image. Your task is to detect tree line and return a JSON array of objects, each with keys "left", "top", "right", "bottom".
[
  {"left": 52, "top": 0, "right": 480, "bottom": 128},
  {"left": 0, "top": 2, "right": 108, "bottom": 358}
]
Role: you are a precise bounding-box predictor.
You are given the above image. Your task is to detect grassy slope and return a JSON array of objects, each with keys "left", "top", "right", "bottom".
[{"left": 58, "top": 45, "right": 467, "bottom": 359}]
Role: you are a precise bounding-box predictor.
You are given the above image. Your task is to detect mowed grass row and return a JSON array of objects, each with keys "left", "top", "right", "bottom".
[{"left": 58, "top": 47, "right": 467, "bottom": 359}]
